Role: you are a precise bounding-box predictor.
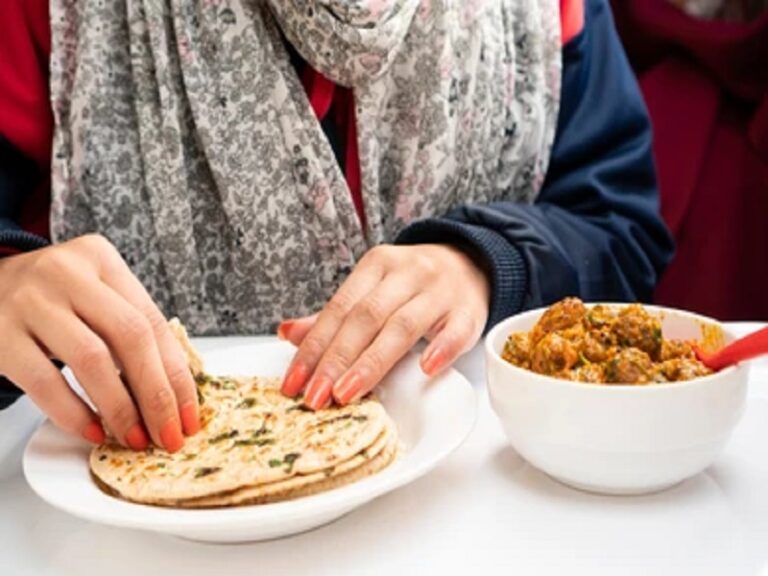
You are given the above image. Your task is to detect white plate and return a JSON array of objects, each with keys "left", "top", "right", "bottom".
[{"left": 22, "top": 340, "right": 477, "bottom": 543}]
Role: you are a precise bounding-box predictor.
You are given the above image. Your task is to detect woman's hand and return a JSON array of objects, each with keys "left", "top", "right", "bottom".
[
  {"left": 0, "top": 235, "right": 199, "bottom": 451},
  {"left": 279, "top": 244, "right": 490, "bottom": 409}
]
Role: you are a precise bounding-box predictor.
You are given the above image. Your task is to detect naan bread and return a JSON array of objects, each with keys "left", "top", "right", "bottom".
[
  {"left": 91, "top": 376, "right": 392, "bottom": 502},
  {"left": 154, "top": 427, "right": 397, "bottom": 508},
  {"left": 90, "top": 320, "right": 398, "bottom": 507}
]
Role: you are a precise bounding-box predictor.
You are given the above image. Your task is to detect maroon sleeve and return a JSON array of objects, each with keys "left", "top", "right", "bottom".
[{"left": 0, "top": 0, "right": 53, "bottom": 242}]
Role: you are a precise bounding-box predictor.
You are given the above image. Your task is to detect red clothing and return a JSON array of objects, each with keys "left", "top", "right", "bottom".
[
  {"left": 611, "top": 0, "right": 768, "bottom": 321},
  {"left": 0, "top": 0, "right": 52, "bottom": 243}
]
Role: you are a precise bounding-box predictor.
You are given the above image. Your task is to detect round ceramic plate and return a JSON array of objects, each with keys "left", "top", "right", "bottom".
[{"left": 22, "top": 339, "right": 477, "bottom": 543}]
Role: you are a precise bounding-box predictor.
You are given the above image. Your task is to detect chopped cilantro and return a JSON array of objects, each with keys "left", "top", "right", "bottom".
[
  {"left": 194, "top": 466, "right": 221, "bottom": 478},
  {"left": 237, "top": 398, "right": 257, "bottom": 409},
  {"left": 209, "top": 429, "right": 239, "bottom": 444}
]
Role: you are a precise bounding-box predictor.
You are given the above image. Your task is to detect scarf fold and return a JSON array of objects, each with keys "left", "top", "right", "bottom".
[{"left": 49, "top": 0, "right": 561, "bottom": 335}]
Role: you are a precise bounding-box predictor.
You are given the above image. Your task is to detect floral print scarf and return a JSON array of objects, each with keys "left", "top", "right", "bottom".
[{"left": 48, "top": 0, "right": 561, "bottom": 335}]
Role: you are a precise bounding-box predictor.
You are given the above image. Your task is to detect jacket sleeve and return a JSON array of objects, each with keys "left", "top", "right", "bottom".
[{"left": 396, "top": 0, "right": 674, "bottom": 329}]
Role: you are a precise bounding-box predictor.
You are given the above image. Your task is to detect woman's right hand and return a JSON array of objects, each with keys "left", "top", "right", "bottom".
[{"left": 0, "top": 234, "right": 199, "bottom": 452}]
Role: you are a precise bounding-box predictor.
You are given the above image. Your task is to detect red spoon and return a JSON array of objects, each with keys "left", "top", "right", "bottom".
[{"left": 694, "top": 325, "right": 768, "bottom": 371}]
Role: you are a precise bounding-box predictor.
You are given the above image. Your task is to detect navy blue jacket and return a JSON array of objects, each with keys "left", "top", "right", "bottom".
[{"left": 0, "top": 0, "right": 674, "bottom": 408}]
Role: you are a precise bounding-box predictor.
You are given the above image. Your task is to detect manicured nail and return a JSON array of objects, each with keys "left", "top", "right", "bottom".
[
  {"left": 422, "top": 347, "right": 446, "bottom": 375},
  {"left": 180, "top": 402, "right": 200, "bottom": 436},
  {"left": 333, "top": 372, "right": 363, "bottom": 405},
  {"left": 282, "top": 362, "right": 310, "bottom": 397},
  {"left": 125, "top": 423, "right": 150, "bottom": 451},
  {"left": 305, "top": 374, "right": 334, "bottom": 410},
  {"left": 82, "top": 421, "right": 106, "bottom": 445},
  {"left": 160, "top": 419, "right": 184, "bottom": 453},
  {"left": 277, "top": 320, "right": 295, "bottom": 341}
]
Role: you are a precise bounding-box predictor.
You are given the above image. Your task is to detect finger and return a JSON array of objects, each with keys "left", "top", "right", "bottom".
[
  {"left": 420, "top": 308, "right": 483, "bottom": 376},
  {"left": 24, "top": 306, "right": 150, "bottom": 450},
  {"left": 281, "top": 258, "right": 385, "bottom": 397},
  {"left": 303, "top": 273, "right": 422, "bottom": 410},
  {"left": 70, "top": 284, "right": 185, "bottom": 452},
  {"left": 0, "top": 335, "right": 104, "bottom": 444},
  {"left": 96, "top": 250, "right": 198, "bottom": 437},
  {"left": 332, "top": 294, "right": 440, "bottom": 405},
  {"left": 277, "top": 314, "right": 318, "bottom": 346}
]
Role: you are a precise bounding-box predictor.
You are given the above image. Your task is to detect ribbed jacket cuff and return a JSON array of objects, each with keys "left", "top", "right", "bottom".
[
  {"left": 0, "top": 227, "right": 50, "bottom": 255},
  {"left": 395, "top": 218, "right": 528, "bottom": 332}
]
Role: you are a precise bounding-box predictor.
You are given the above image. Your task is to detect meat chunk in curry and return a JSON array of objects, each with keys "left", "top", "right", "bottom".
[{"left": 501, "top": 298, "right": 713, "bottom": 384}]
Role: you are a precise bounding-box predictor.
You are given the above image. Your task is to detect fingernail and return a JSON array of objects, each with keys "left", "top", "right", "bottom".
[
  {"left": 282, "top": 362, "right": 310, "bottom": 397},
  {"left": 125, "top": 423, "right": 150, "bottom": 451},
  {"left": 82, "top": 421, "right": 106, "bottom": 445},
  {"left": 333, "top": 372, "right": 363, "bottom": 405},
  {"left": 422, "top": 347, "right": 446, "bottom": 375},
  {"left": 160, "top": 419, "right": 184, "bottom": 453},
  {"left": 305, "top": 374, "right": 334, "bottom": 410},
  {"left": 277, "top": 320, "right": 295, "bottom": 341},
  {"left": 180, "top": 402, "right": 200, "bottom": 436}
]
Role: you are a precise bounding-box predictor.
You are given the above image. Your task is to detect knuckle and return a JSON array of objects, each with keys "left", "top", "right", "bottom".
[
  {"left": 299, "top": 336, "right": 327, "bottom": 363},
  {"left": 144, "top": 386, "right": 176, "bottom": 418},
  {"left": 353, "top": 296, "right": 388, "bottom": 326},
  {"left": 6, "top": 287, "right": 35, "bottom": 311},
  {"left": 322, "top": 346, "right": 355, "bottom": 373},
  {"left": 33, "top": 249, "right": 76, "bottom": 279},
  {"left": 72, "top": 338, "right": 110, "bottom": 374},
  {"left": 145, "top": 308, "right": 169, "bottom": 333},
  {"left": 117, "top": 312, "right": 153, "bottom": 347},
  {"left": 325, "top": 291, "right": 355, "bottom": 319},
  {"left": 79, "top": 233, "right": 113, "bottom": 253},
  {"left": 364, "top": 244, "right": 396, "bottom": 266},
  {"left": 78, "top": 234, "right": 122, "bottom": 271},
  {"left": 104, "top": 398, "right": 138, "bottom": 434},
  {"left": 361, "top": 347, "right": 387, "bottom": 377},
  {"left": 165, "top": 360, "right": 194, "bottom": 392},
  {"left": 389, "top": 312, "right": 419, "bottom": 339},
  {"left": 413, "top": 253, "right": 439, "bottom": 278}
]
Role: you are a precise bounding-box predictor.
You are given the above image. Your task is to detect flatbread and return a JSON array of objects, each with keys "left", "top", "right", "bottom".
[
  {"left": 162, "top": 427, "right": 397, "bottom": 508},
  {"left": 90, "top": 376, "right": 392, "bottom": 502},
  {"left": 167, "top": 318, "right": 204, "bottom": 378}
]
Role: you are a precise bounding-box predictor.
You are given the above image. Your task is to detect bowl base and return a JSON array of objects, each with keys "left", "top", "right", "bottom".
[{"left": 549, "top": 474, "right": 687, "bottom": 497}]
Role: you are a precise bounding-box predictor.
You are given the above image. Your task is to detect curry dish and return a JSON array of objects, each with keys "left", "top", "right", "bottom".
[{"left": 502, "top": 298, "right": 713, "bottom": 384}]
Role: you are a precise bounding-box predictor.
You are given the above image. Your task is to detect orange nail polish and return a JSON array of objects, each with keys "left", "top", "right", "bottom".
[
  {"left": 125, "top": 423, "right": 150, "bottom": 450},
  {"left": 82, "top": 421, "right": 106, "bottom": 445},
  {"left": 282, "top": 362, "right": 310, "bottom": 397},
  {"left": 160, "top": 419, "right": 184, "bottom": 453},
  {"left": 180, "top": 403, "right": 200, "bottom": 436},
  {"left": 334, "top": 372, "right": 363, "bottom": 404},
  {"left": 305, "top": 375, "right": 334, "bottom": 410},
  {"left": 277, "top": 321, "right": 295, "bottom": 341},
  {"left": 422, "top": 347, "right": 446, "bottom": 375}
]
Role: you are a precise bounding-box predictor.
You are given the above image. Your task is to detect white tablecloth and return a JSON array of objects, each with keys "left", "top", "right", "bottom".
[{"left": 1, "top": 324, "right": 767, "bottom": 576}]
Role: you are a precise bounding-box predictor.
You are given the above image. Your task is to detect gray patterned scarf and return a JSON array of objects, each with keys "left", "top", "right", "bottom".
[{"left": 49, "top": 0, "right": 561, "bottom": 335}]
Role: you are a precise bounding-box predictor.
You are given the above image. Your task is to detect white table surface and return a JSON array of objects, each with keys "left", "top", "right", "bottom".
[{"left": 2, "top": 324, "right": 768, "bottom": 576}]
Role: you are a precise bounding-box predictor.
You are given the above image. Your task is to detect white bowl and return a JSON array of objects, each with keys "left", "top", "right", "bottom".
[{"left": 485, "top": 304, "right": 749, "bottom": 495}]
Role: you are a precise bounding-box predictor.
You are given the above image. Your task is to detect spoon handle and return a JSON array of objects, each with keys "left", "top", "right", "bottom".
[{"left": 704, "top": 325, "right": 768, "bottom": 370}]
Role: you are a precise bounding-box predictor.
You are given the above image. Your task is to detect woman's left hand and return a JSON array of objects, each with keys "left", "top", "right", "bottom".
[{"left": 279, "top": 244, "right": 490, "bottom": 410}]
